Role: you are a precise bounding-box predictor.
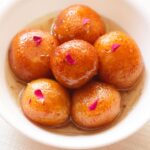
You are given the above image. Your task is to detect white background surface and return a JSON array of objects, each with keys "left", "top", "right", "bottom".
[{"left": 0, "top": 0, "right": 150, "bottom": 150}]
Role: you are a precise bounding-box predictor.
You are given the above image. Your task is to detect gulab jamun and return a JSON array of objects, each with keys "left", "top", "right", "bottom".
[
  {"left": 50, "top": 40, "right": 98, "bottom": 89},
  {"left": 71, "top": 81, "right": 121, "bottom": 129},
  {"left": 9, "top": 29, "right": 59, "bottom": 82},
  {"left": 52, "top": 4, "right": 105, "bottom": 44},
  {"left": 21, "top": 79, "right": 70, "bottom": 126},
  {"left": 94, "top": 31, "right": 143, "bottom": 90}
]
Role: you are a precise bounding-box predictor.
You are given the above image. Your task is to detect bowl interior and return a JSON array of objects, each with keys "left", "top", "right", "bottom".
[{"left": 0, "top": 0, "right": 149, "bottom": 149}]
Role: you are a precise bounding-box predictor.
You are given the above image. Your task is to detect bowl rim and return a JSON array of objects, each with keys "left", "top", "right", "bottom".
[{"left": 0, "top": 0, "right": 150, "bottom": 149}]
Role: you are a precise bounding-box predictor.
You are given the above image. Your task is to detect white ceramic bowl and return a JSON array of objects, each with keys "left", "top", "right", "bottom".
[{"left": 0, "top": 0, "right": 150, "bottom": 149}]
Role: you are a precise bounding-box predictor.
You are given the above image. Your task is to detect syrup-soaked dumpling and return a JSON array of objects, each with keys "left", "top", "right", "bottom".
[
  {"left": 9, "top": 29, "right": 59, "bottom": 82},
  {"left": 94, "top": 31, "right": 143, "bottom": 90},
  {"left": 21, "top": 79, "right": 70, "bottom": 126},
  {"left": 50, "top": 40, "right": 98, "bottom": 89},
  {"left": 71, "top": 81, "right": 121, "bottom": 129},
  {"left": 52, "top": 4, "right": 105, "bottom": 44}
]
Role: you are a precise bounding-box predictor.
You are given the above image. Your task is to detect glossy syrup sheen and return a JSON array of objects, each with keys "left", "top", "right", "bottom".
[{"left": 6, "top": 12, "right": 145, "bottom": 135}]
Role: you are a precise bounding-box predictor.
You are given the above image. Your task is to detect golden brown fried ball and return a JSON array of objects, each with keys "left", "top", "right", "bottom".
[
  {"left": 9, "top": 29, "right": 59, "bottom": 82},
  {"left": 50, "top": 40, "right": 98, "bottom": 89},
  {"left": 21, "top": 79, "right": 70, "bottom": 126},
  {"left": 71, "top": 81, "right": 121, "bottom": 129},
  {"left": 52, "top": 4, "right": 105, "bottom": 44},
  {"left": 94, "top": 31, "right": 143, "bottom": 90}
]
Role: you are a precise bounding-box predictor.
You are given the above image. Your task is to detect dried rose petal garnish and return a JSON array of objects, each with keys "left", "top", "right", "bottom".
[
  {"left": 65, "top": 53, "right": 76, "bottom": 65},
  {"left": 29, "top": 99, "right": 31, "bottom": 104},
  {"left": 33, "top": 36, "right": 42, "bottom": 46},
  {"left": 88, "top": 99, "right": 98, "bottom": 111},
  {"left": 34, "top": 89, "right": 44, "bottom": 103},
  {"left": 82, "top": 18, "right": 90, "bottom": 25},
  {"left": 111, "top": 43, "right": 120, "bottom": 52}
]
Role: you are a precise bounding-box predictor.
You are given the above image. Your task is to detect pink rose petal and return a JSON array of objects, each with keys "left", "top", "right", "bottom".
[
  {"left": 33, "top": 36, "right": 42, "bottom": 46},
  {"left": 34, "top": 89, "right": 44, "bottom": 103},
  {"left": 82, "top": 18, "right": 90, "bottom": 25},
  {"left": 111, "top": 43, "right": 120, "bottom": 52},
  {"left": 65, "top": 53, "right": 76, "bottom": 65},
  {"left": 88, "top": 99, "right": 98, "bottom": 111}
]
